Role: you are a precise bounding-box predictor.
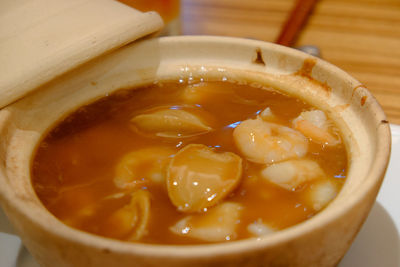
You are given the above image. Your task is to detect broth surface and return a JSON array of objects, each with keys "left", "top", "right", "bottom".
[{"left": 32, "top": 80, "right": 347, "bottom": 245}]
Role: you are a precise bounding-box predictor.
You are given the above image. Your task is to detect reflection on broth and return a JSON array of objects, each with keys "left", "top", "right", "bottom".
[{"left": 31, "top": 80, "right": 347, "bottom": 245}]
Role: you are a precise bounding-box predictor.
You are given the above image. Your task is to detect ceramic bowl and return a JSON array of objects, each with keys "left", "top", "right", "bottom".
[{"left": 0, "top": 36, "right": 391, "bottom": 267}]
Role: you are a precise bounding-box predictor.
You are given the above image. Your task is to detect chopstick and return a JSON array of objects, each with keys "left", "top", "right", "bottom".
[{"left": 275, "top": 0, "right": 319, "bottom": 47}]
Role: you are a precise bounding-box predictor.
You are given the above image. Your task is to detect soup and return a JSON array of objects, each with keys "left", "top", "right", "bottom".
[{"left": 31, "top": 80, "right": 347, "bottom": 245}]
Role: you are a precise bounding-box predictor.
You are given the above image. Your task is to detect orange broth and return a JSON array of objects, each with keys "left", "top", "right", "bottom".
[{"left": 31, "top": 80, "right": 347, "bottom": 245}]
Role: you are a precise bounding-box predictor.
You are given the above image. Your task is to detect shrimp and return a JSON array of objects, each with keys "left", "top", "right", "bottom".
[
  {"left": 233, "top": 117, "right": 308, "bottom": 164},
  {"left": 100, "top": 190, "right": 151, "bottom": 240},
  {"left": 292, "top": 110, "right": 341, "bottom": 146},
  {"left": 260, "top": 159, "right": 325, "bottom": 191},
  {"left": 170, "top": 202, "right": 242, "bottom": 242},
  {"left": 114, "top": 146, "right": 176, "bottom": 189},
  {"left": 167, "top": 144, "right": 242, "bottom": 212}
]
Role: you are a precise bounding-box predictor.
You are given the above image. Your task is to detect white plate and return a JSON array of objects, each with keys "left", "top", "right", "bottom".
[{"left": 1, "top": 125, "right": 400, "bottom": 267}]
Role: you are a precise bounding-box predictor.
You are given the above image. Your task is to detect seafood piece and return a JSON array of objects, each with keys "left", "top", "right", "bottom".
[
  {"left": 304, "top": 179, "right": 338, "bottom": 211},
  {"left": 170, "top": 202, "right": 242, "bottom": 242},
  {"left": 261, "top": 159, "right": 325, "bottom": 191},
  {"left": 247, "top": 219, "right": 275, "bottom": 237},
  {"left": 100, "top": 190, "right": 151, "bottom": 240},
  {"left": 114, "top": 147, "right": 175, "bottom": 189},
  {"left": 182, "top": 82, "right": 267, "bottom": 106},
  {"left": 167, "top": 144, "right": 242, "bottom": 212},
  {"left": 233, "top": 118, "right": 308, "bottom": 164},
  {"left": 259, "top": 107, "right": 276, "bottom": 122},
  {"left": 56, "top": 188, "right": 99, "bottom": 227},
  {"left": 292, "top": 110, "right": 341, "bottom": 146},
  {"left": 182, "top": 82, "right": 231, "bottom": 103},
  {"left": 63, "top": 205, "right": 98, "bottom": 227},
  {"left": 131, "top": 108, "right": 212, "bottom": 138}
]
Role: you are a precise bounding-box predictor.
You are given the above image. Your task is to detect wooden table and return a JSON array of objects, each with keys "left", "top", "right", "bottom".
[{"left": 181, "top": 0, "right": 400, "bottom": 124}]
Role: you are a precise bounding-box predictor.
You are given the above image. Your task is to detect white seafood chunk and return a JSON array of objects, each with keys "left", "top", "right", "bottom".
[
  {"left": 304, "top": 179, "right": 338, "bottom": 211},
  {"left": 100, "top": 190, "right": 151, "bottom": 240},
  {"left": 170, "top": 202, "right": 242, "bottom": 242},
  {"left": 233, "top": 118, "right": 308, "bottom": 164},
  {"left": 259, "top": 107, "right": 276, "bottom": 121},
  {"left": 167, "top": 144, "right": 242, "bottom": 212},
  {"left": 261, "top": 159, "right": 325, "bottom": 191},
  {"left": 114, "top": 146, "right": 175, "bottom": 189},
  {"left": 247, "top": 219, "right": 275, "bottom": 237},
  {"left": 292, "top": 110, "right": 341, "bottom": 146},
  {"left": 131, "top": 108, "right": 212, "bottom": 138}
]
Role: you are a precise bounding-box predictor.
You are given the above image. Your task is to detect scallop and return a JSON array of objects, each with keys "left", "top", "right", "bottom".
[
  {"left": 170, "top": 202, "right": 242, "bottom": 242},
  {"left": 167, "top": 144, "right": 243, "bottom": 212},
  {"left": 131, "top": 108, "right": 213, "bottom": 138},
  {"left": 114, "top": 146, "right": 175, "bottom": 189},
  {"left": 100, "top": 190, "right": 151, "bottom": 240},
  {"left": 260, "top": 159, "right": 325, "bottom": 191}
]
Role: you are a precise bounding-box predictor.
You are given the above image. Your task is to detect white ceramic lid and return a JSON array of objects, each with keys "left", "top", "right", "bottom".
[{"left": 0, "top": 0, "right": 163, "bottom": 108}]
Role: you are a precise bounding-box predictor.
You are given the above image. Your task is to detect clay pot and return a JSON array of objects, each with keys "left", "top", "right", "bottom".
[{"left": 0, "top": 36, "right": 391, "bottom": 266}]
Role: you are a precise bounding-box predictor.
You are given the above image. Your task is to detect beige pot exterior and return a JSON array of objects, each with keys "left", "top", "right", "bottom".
[{"left": 0, "top": 36, "right": 391, "bottom": 267}]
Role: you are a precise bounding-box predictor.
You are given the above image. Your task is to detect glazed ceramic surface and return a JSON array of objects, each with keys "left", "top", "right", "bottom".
[{"left": 0, "top": 36, "right": 391, "bottom": 266}]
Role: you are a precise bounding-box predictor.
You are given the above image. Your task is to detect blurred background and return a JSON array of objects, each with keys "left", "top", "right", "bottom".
[{"left": 120, "top": 0, "right": 400, "bottom": 124}]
